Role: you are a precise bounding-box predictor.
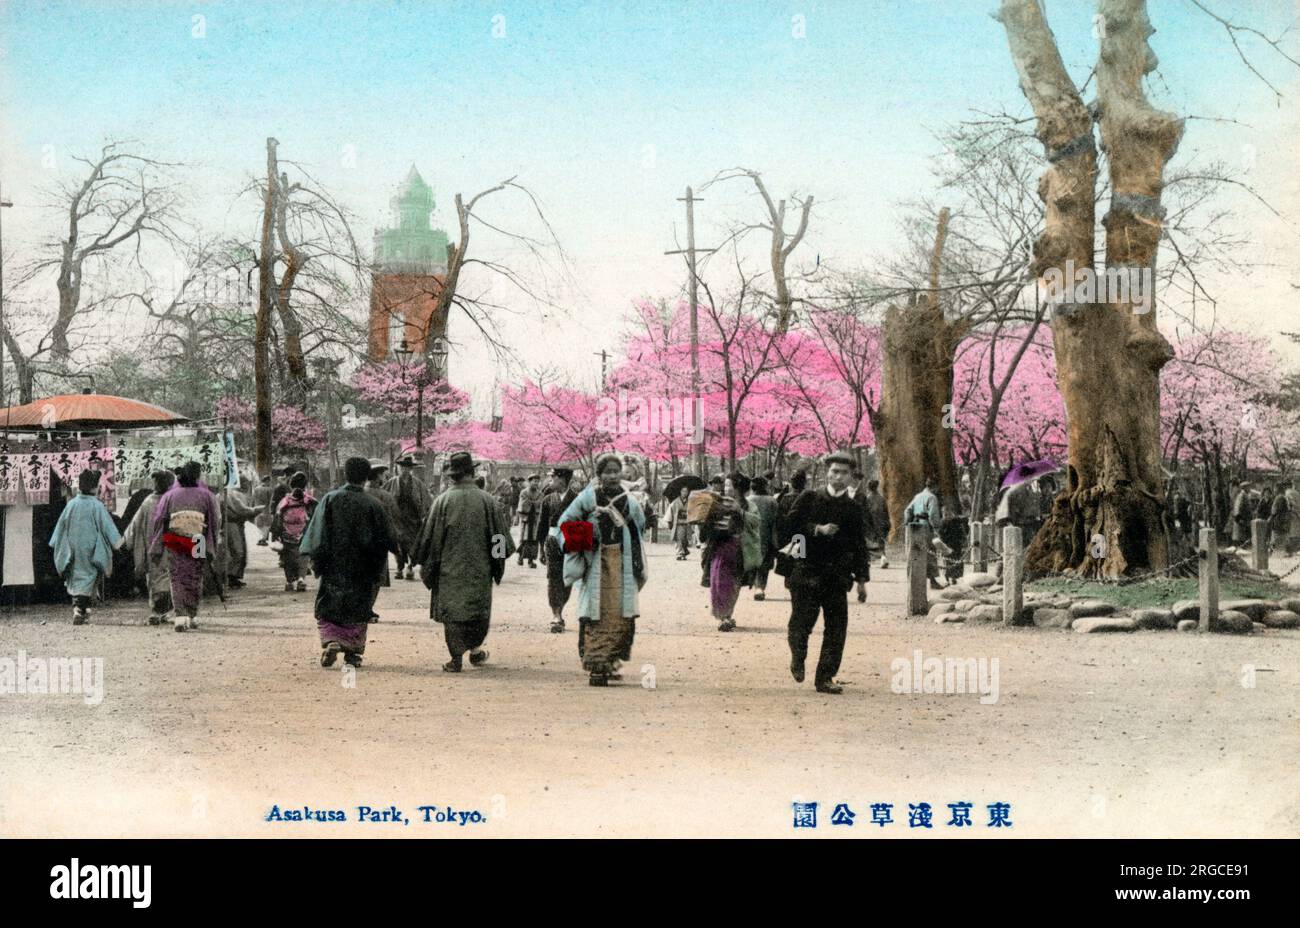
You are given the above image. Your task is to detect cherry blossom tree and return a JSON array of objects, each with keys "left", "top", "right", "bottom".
[{"left": 216, "top": 396, "right": 327, "bottom": 457}]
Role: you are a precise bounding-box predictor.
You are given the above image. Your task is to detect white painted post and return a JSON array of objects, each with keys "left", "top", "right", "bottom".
[
  {"left": 905, "top": 523, "right": 928, "bottom": 616},
  {"left": 1002, "top": 525, "right": 1023, "bottom": 626},
  {"left": 1251, "top": 518, "right": 1268, "bottom": 571},
  {"left": 1199, "top": 528, "right": 1218, "bottom": 633}
]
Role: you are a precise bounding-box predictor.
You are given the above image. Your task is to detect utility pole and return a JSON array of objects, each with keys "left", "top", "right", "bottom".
[
  {"left": 665, "top": 186, "right": 715, "bottom": 477},
  {"left": 254, "top": 138, "right": 278, "bottom": 476},
  {"left": 0, "top": 182, "right": 13, "bottom": 408},
  {"left": 593, "top": 349, "right": 607, "bottom": 389}
]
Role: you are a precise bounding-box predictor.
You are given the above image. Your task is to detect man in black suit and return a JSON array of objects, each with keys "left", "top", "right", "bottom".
[{"left": 777, "top": 451, "right": 869, "bottom": 695}]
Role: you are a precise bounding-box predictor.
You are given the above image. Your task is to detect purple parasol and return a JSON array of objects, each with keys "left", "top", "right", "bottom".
[{"left": 1001, "top": 459, "right": 1060, "bottom": 489}]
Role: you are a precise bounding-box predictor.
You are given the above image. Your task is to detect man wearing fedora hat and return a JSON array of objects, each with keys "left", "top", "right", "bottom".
[
  {"left": 384, "top": 454, "right": 432, "bottom": 580},
  {"left": 416, "top": 451, "right": 516, "bottom": 672},
  {"left": 538, "top": 467, "right": 579, "bottom": 633},
  {"left": 516, "top": 473, "right": 544, "bottom": 568}
]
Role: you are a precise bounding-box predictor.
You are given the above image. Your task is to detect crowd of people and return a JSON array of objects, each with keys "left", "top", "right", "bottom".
[
  {"left": 46, "top": 447, "right": 1300, "bottom": 697},
  {"left": 42, "top": 450, "right": 909, "bottom": 696},
  {"left": 1228, "top": 480, "right": 1298, "bottom": 553}
]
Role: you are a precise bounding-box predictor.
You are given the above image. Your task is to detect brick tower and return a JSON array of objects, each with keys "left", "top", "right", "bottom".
[{"left": 367, "top": 166, "right": 451, "bottom": 367}]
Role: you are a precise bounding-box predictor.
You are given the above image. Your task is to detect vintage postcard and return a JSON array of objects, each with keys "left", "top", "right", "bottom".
[{"left": 0, "top": 0, "right": 1295, "bottom": 906}]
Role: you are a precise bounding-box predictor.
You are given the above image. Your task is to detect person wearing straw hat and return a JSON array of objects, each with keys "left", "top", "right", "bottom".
[
  {"left": 416, "top": 451, "right": 515, "bottom": 673},
  {"left": 384, "top": 453, "right": 432, "bottom": 581}
]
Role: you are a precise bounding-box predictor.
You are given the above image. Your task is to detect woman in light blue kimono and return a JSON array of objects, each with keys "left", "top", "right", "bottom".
[
  {"left": 49, "top": 469, "right": 124, "bottom": 625},
  {"left": 554, "top": 453, "right": 647, "bottom": 686}
]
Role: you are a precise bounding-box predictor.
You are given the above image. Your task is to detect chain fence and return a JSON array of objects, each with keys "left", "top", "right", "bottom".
[{"left": 971, "top": 528, "right": 1300, "bottom": 593}]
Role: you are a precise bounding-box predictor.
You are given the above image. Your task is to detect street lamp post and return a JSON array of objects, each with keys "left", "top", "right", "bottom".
[
  {"left": 395, "top": 336, "right": 449, "bottom": 465},
  {"left": 429, "top": 335, "right": 449, "bottom": 434},
  {"left": 393, "top": 337, "right": 425, "bottom": 455}
]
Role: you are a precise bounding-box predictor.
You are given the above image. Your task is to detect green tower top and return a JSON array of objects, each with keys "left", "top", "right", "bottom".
[{"left": 374, "top": 165, "right": 450, "bottom": 273}]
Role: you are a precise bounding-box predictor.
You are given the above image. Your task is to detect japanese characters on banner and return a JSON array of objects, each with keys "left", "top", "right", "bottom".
[
  {"left": 108, "top": 435, "right": 223, "bottom": 487},
  {"left": 222, "top": 431, "right": 240, "bottom": 488},
  {"left": 0, "top": 448, "right": 116, "bottom": 507},
  {"left": 0, "top": 433, "right": 224, "bottom": 507}
]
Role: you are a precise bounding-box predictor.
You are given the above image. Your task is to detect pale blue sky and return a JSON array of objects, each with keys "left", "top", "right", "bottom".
[{"left": 1, "top": 0, "right": 1297, "bottom": 400}]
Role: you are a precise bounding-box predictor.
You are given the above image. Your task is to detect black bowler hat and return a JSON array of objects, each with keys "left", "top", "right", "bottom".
[{"left": 442, "top": 451, "right": 478, "bottom": 476}]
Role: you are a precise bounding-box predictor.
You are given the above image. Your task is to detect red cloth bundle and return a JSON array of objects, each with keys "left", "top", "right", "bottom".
[
  {"left": 162, "top": 531, "right": 196, "bottom": 557},
  {"left": 560, "top": 520, "right": 595, "bottom": 553}
]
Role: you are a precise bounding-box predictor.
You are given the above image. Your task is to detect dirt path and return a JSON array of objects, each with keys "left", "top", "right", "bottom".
[{"left": 2, "top": 532, "right": 1296, "bottom": 838}]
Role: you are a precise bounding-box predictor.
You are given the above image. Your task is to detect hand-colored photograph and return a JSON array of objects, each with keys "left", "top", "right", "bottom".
[{"left": 0, "top": 0, "right": 1297, "bottom": 861}]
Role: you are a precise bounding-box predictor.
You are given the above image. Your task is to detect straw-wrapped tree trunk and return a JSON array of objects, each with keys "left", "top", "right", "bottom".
[{"left": 997, "top": 0, "right": 1181, "bottom": 577}]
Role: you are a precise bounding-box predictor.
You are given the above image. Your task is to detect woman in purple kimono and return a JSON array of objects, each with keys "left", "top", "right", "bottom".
[{"left": 149, "top": 461, "right": 220, "bottom": 632}]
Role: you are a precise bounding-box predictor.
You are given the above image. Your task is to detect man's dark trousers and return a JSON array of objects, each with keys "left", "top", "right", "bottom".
[{"left": 788, "top": 577, "right": 848, "bottom": 685}]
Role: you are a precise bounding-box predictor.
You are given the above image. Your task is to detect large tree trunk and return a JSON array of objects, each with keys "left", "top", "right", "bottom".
[
  {"left": 876, "top": 298, "right": 964, "bottom": 539},
  {"left": 52, "top": 262, "right": 81, "bottom": 363},
  {"left": 998, "top": 0, "right": 1179, "bottom": 578},
  {"left": 1, "top": 334, "right": 36, "bottom": 405},
  {"left": 876, "top": 209, "right": 963, "bottom": 539}
]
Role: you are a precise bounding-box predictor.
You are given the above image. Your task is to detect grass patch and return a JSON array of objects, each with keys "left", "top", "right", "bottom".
[{"left": 1026, "top": 576, "right": 1295, "bottom": 610}]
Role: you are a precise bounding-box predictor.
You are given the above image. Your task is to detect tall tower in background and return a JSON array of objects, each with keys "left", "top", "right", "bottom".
[{"left": 368, "top": 166, "right": 451, "bottom": 367}]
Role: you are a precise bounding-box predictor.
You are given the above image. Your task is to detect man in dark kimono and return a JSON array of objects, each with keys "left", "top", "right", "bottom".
[
  {"left": 417, "top": 452, "right": 515, "bottom": 673},
  {"left": 777, "top": 452, "right": 869, "bottom": 695},
  {"left": 515, "top": 473, "right": 543, "bottom": 568},
  {"left": 384, "top": 455, "right": 432, "bottom": 580},
  {"left": 300, "top": 457, "right": 398, "bottom": 669},
  {"left": 538, "top": 467, "right": 578, "bottom": 633}
]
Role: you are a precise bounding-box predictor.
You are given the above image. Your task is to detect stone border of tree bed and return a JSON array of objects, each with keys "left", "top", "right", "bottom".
[{"left": 923, "top": 571, "right": 1300, "bottom": 634}]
